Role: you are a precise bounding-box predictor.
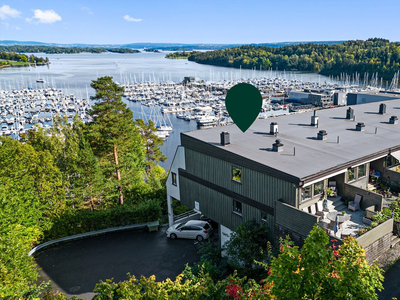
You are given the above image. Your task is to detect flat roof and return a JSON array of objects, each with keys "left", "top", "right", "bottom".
[{"left": 183, "top": 99, "right": 400, "bottom": 181}]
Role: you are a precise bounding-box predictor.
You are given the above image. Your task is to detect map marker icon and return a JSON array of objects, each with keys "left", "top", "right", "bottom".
[{"left": 225, "top": 83, "right": 262, "bottom": 132}]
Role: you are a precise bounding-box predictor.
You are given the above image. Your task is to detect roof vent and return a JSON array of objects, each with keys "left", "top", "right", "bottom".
[
  {"left": 390, "top": 116, "right": 398, "bottom": 124},
  {"left": 379, "top": 103, "right": 386, "bottom": 115},
  {"left": 272, "top": 139, "right": 283, "bottom": 152},
  {"left": 220, "top": 131, "right": 230, "bottom": 146},
  {"left": 356, "top": 122, "right": 365, "bottom": 131},
  {"left": 270, "top": 122, "right": 278, "bottom": 135},
  {"left": 346, "top": 107, "right": 354, "bottom": 120},
  {"left": 317, "top": 130, "right": 327, "bottom": 140},
  {"left": 311, "top": 110, "right": 319, "bottom": 127}
]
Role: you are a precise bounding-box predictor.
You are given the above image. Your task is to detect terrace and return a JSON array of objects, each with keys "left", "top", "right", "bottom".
[{"left": 319, "top": 196, "right": 366, "bottom": 238}]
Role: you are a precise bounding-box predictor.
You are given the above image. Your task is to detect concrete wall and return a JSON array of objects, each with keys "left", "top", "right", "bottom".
[
  {"left": 342, "top": 183, "right": 383, "bottom": 211},
  {"left": 274, "top": 201, "right": 319, "bottom": 246},
  {"left": 386, "top": 167, "right": 400, "bottom": 190},
  {"left": 357, "top": 219, "right": 393, "bottom": 263}
]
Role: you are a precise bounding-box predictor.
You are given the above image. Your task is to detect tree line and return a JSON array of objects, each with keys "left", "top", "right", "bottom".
[
  {"left": 0, "top": 45, "right": 139, "bottom": 54},
  {"left": 0, "top": 76, "right": 167, "bottom": 298},
  {"left": 0, "top": 51, "right": 48, "bottom": 64},
  {"left": 188, "top": 38, "right": 400, "bottom": 80}
]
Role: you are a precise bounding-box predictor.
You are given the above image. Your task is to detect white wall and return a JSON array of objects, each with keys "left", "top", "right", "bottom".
[
  {"left": 220, "top": 224, "right": 233, "bottom": 250},
  {"left": 166, "top": 145, "right": 185, "bottom": 201}
]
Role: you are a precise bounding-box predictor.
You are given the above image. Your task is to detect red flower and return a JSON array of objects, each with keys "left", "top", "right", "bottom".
[
  {"left": 333, "top": 250, "right": 339, "bottom": 256},
  {"left": 280, "top": 246, "right": 284, "bottom": 251}
]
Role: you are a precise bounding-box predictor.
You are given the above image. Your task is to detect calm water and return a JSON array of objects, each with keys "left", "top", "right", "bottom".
[{"left": 0, "top": 51, "right": 331, "bottom": 169}]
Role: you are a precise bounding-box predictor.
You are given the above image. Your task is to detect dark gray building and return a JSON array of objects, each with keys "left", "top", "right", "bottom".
[{"left": 167, "top": 99, "right": 400, "bottom": 247}]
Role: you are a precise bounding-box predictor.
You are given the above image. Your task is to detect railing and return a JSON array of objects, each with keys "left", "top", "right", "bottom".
[
  {"left": 29, "top": 221, "right": 158, "bottom": 257},
  {"left": 173, "top": 209, "right": 200, "bottom": 222}
]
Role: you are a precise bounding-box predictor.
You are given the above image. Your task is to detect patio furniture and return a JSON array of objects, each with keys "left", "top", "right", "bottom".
[
  {"left": 315, "top": 201, "right": 328, "bottom": 219},
  {"left": 328, "top": 181, "right": 337, "bottom": 196},
  {"left": 348, "top": 194, "right": 362, "bottom": 212}
]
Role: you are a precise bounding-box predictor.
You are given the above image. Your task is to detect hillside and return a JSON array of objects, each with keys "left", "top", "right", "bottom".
[{"left": 188, "top": 38, "right": 400, "bottom": 80}]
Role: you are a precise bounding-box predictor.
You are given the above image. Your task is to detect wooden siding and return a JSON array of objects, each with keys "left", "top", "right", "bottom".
[
  {"left": 179, "top": 176, "right": 275, "bottom": 240},
  {"left": 185, "top": 148, "right": 297, "bottom": 207}
]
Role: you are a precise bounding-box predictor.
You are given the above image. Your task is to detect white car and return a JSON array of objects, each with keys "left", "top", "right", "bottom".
[{"left": 166, "top": 220, "right": 213, "bottom": 241}]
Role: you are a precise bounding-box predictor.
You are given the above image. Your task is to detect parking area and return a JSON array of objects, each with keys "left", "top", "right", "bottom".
[{"left": 35, "top": 225, "right": 203, "bottom": 299}]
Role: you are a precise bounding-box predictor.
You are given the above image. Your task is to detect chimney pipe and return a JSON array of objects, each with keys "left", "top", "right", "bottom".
[
  {"left": 389, "top": 116, "right": 398, "bottom": 124},
  {"left": 379, "top": 103, "right": 386, "bottom": 115},
  {"left": 270, "top": 122, "right": 278, "bottom": 135},
  {"left": 272, "top": 139, "right": 284, "bottom": 152},
  {"left": 346, "top": 107, "right": 354, "bottom": 120},
  {"left": 356, "top": 122, "right": 365, "bottom": 131},
  {"left": 311, "top": 110, "right": 319, "bottom": 127},
  {"left": 220, "top": 131, "right": 230, "bottom": 146},
  {"left": 317, "top": 130, "right": 327, "bottom": 140}
]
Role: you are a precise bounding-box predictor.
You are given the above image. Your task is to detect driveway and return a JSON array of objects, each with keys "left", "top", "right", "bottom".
[{"left": 35, "top": 225, "right": 203, "bottom": 299}]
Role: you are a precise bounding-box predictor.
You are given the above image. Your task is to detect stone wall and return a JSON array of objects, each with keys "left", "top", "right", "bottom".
[{"left": 363, "top": 233, "right": 392, "bottom": 264}]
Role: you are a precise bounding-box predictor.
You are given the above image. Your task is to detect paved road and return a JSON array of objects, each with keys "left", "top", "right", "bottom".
[
  {"left": 35, "top": 225, "right": 202, "bottom": 299},
  {"left": 379, "top": 260, "right": 400, "bottom": 300}
]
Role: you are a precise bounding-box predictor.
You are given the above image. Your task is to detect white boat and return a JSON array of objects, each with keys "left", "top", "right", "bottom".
[
  {"left": 36, "top": 79, "right": 45, "bottom": 83},
  {"left": 196, "top": 115, "right": 218, "bottom": 126}
]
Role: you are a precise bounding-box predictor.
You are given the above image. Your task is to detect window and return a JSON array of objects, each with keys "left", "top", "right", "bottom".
[
  {"left": 172, "top": 172, "right": 177, "bottom": 186},
  {"left": 261, "top": 211, "right": 268, "bottom": 222},
  {"left": 358, "top": 164, "right": 366, "bottom": 178},
  {"left": 232, "top": 167, "right": 241, "bottom": 182},
  {"left": 233, "top": 200, "right": 242, "bottom": 215},
  {"left": 348, "top": 167, "right": 356, "bottom": 181},
  {"left": 314, "top": 180, "right": 324, "bottom": 196},
  {"left": 302, "top": 186, "right": 312, "bottom": 201}
]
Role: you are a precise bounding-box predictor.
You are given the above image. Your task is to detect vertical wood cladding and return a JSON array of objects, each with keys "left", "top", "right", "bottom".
[
  {"left": 179, "top": 176, "right": 275, "bottom": 240},
  {"left": 185, "top": 148, "right": 297, "bottom": 207}
]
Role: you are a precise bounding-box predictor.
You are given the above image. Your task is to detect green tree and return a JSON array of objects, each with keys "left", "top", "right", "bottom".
[
  {"left": 267, "top": 225, "right": 384, "bottom": 299},
  {"left": 87, "top": 76, "right": 145, "bottom": 205},
  {"left": 135, "top": 118, "right": 166, "bottom": 174}
]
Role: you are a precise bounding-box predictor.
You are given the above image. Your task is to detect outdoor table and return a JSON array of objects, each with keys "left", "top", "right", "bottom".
[{"left": 326, "top": 212, "right": 350, "bottom": 222}]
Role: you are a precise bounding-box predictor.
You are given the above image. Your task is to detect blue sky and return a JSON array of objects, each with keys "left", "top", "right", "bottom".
[{"left": 0, "top": 0, "right": 399, "bottom": 45}]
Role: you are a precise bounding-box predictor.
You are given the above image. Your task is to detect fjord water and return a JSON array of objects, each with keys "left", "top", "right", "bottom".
[{"left": 0, "top": 51, "right": 329, "bottom": 169}]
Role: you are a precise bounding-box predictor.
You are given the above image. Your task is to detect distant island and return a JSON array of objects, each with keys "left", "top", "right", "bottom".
[
  {"left": 165, "top": 51, "right": 196, "bottom": 59},
  {"left": 144, "top": 49, "right": 161, "bottom": 53},
  {"left": 188, "top": 38, "right": 400, "bottom": 80},
  {"left": 0, "top": 45, "right": 139, "bottom": 54}
]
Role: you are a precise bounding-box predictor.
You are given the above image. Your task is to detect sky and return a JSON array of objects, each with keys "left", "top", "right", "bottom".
[{"left": 0, "top": 0, "right": 399, "bottom": 45}]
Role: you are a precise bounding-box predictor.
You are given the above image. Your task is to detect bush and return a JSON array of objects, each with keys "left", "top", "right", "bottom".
[{"left": 42, "top": 200, "right": 161, "bottom": 242}]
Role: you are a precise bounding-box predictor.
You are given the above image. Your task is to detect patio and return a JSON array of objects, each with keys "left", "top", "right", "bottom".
[{"left": 319, "top": 196, "right": 366, "bottom": 238}]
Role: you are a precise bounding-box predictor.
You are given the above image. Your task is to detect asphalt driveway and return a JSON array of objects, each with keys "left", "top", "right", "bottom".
[{"left": 35, "top": 225, "right": 203, "bottom": 299}]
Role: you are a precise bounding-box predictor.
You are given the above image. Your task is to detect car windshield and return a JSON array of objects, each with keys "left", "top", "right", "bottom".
[
  {"left": 176, "top": 223, "right": 185, "bottom": 229},
  {"left": 203, "top": 223, "right": 210, "bottom": 229}
]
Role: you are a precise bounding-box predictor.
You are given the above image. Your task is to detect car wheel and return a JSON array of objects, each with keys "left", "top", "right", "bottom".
[
  {"left": 170, "top": 233, "right": 177, "bottom": 240},
  {"left": 196, "top": 235, "right": 204, "bottom": 242}
]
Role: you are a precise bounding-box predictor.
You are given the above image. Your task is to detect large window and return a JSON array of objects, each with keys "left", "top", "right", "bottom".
[
  {"left": 302, "top": 186, "right": 312, "bottom": 201},
  {"left": 358, "top": 164, "right": 366, "bottom": 178},
  {"left": 233, "top": 199, "right": 242, "bottom": 215},
  {"left": 348, "top": 167, "right": 356, "bottom": 181},
  {"left": 314, "top": 181, "right": 324, "bottom": 196},
  {"left": 232, "top": 166, "right": 242, "bottom": 183}
]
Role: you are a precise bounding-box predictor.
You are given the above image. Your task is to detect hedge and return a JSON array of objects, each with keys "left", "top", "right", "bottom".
[{"left": 42, "top": 200, "right": 161, "bottom": 242}]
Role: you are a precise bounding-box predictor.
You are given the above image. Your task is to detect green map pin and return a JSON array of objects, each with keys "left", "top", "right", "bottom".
[{"left": 225, "top": 83, "right": 262, "bottom": 132}]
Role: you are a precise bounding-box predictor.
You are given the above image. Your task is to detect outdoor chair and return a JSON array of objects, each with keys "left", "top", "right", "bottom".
[
  {"left": 348, "top": 194, "right": 362, "bottom": 212},
  {"left": 315, "top": 201, "right": 328, "bottom": 219}
]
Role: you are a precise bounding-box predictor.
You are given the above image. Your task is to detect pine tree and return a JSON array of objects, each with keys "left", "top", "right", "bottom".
[
  {"left": 87, "top": 76, "right": 145, "bottom": 205},
  {"left": 135, "top": 118, "right": 167, "bottom": 174}
]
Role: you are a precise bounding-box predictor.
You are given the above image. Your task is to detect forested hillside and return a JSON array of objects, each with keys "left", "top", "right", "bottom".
[
  {"left": 0, "top": 45, "right": 139, "bottom": 54},
  {"left": 188, "top": 38, "right": 400, "bottom": 80}
]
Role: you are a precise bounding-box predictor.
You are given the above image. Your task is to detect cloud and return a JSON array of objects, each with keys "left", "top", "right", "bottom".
[
  {"left": 123, "top": 15, "right": 142, "bottom": 22},
  {"left": 81, "top": 6, "right": 93, "bottom": 15},
  {"left": 15, "top": 26, "right": 21, "bottom": 30},
  {"left": 0, "top": 5, "right": 21, "bottom": 19},
  {"left": 31, "top": 9, "right": 62, "bottom": 24},
  {"left": 2, "top": 22, "right": 9, "bottom": 29}
]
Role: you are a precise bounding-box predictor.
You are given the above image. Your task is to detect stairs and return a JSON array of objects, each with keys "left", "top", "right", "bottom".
[
  {"left": 327, "top": 196, "right": 348, "bottom": 212},
  {"left": 391, "top": 234, "right": 400, "bottom": 248}
]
